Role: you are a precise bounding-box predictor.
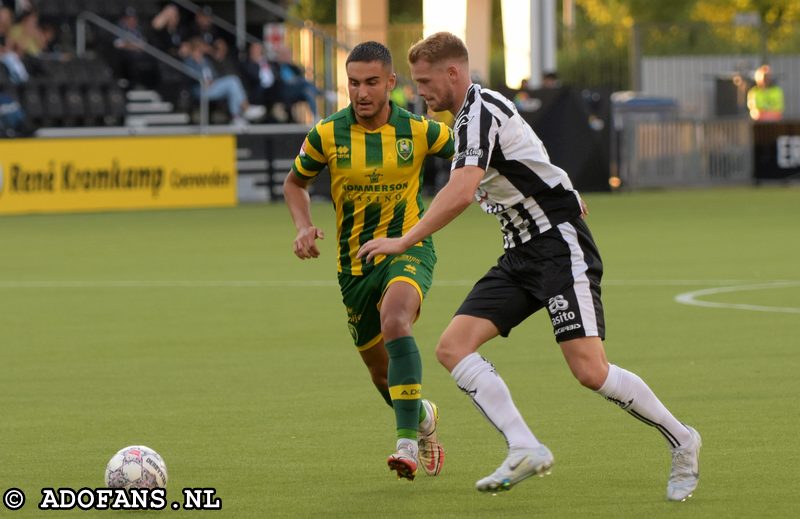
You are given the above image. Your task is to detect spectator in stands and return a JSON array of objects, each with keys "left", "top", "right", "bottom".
[
  {"left": 185, "top": 6, "right": 223, "bottom": 48},
  {"left": 39, "top": 21, "right": 64, "bottom": 56},
  {"left": 747, "top": 64, "right": 784, "bottom": 121},
  {"left": 274, "top": 45, "right": 322, "bottom": 122},
  {"left": 0, "top": 89, "right": 29, "bottom": 137},
  {"left": 183, "top": 37, "right": 265, "bottom": 125},
  {"left": 240, "top": 41, "right": 282, "bottom": 122},
  {"left": 513, "top": 78, "right": 532, "bottom": 110},
  {"left": 6, "top": 9, "right": 45, "bottom": 57},
  {"left": 542, "top": 71, "right": 561, "bottom": 89},
  {"left": 1, "top": 8, "right": 31, "bottom": 85},
  {"left": 1, "top": 36, "right": 30, "bottom": 85},
  {"left": 113, "top": 7, "right": 157, "bottom": 89},
  {"left": 151, "top": 3, "right": 187, "bottom": 58},
  {"left": 210, "top": 38, "right": 238, "bottom": 77},
  {"left": 0, "top": 5, "right": 11, "bottom": 48}
]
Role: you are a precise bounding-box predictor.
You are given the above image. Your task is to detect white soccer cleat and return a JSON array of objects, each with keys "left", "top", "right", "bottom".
[
  {"left": 387, "top": 440, "right": 418, "bottom": 481},
  {"left": 418, "top": 400, "right": 445, "bottom": 476},
  {"left": 475, "top": 445, "right": 554, "bottom": 493},
  {"left": 667, "top": 426, "right": 702, "bottom": 501}
]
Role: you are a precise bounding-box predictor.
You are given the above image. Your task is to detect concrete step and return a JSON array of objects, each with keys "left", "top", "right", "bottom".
[
  {"left": 125, "top": 113, "right": 191, "bottom": 127},
  {"left": 126, "top": 90, "right": 161, "bottom": 102},
  {"left": 126, "top": 101, "right": 175, "bottom": 113}
]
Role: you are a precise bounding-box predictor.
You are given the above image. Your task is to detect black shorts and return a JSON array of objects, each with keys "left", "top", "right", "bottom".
[{"left": 455, "top": 217, "right": 605, "bottom": 342}]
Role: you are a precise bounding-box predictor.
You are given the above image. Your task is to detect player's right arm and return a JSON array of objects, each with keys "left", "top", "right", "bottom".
[
  {"left": 284, "top": 128, "right": 328, "bottom": 260},
  {"left": 284, "top": 173, "right": 325, "bottom": 259}
]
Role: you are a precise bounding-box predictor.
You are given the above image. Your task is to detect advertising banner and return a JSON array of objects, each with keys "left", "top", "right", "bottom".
[
  {"left": 753, "top": 122, "right": 800, "bottom": 182},
  {"left": 0, "top": 135, "right": 236, "bottom": 214}
]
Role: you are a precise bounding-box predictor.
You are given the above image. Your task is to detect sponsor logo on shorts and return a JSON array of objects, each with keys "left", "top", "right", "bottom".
[
  {"left": 403, "top": 264, "right": 417, "bottom": 275},
  {"left": 555, "top": 323, "right": 582, "bottom": 335},
  {"left": 347, "top": 323, "right": 359, "bottom": 342},
  {"left": 346, "top": 307, "right": 361, "bottom": 341},
  {"left": 547, "top": 295, "right": 569, "bottom": 314},
  {"left": 551, "top": 311, "right": 575, "bottom": 326}
]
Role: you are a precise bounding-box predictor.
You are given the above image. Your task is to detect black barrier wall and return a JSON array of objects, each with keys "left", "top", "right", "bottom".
[
  {"left": 753, "top": 122, "right": 800, "bottom": 183},
  {"left": 516, "top": 86, "right": 612, "bottom": 192},
  {"left": 236, "top": 130, "right": 454, "bottom": 202},
  {"left": 235, "top": 88, "right": 613, "bottom": 204}
]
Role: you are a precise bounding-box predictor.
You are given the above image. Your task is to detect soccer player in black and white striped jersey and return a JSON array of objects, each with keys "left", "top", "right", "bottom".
[{"left": 358, "top": 32, "right": 701, "bottom": 501}]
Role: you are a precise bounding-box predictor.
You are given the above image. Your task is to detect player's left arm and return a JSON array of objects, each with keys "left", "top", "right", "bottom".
[
  {"left": 427, "top": 120, "right": 455, "bottom": 159},
  {"left": 357, "top": 165, "right": 484, "bottom": 262}
]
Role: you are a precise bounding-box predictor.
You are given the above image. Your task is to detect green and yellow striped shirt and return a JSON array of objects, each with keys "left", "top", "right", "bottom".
[{"left": 292, "top": 102, "right": 455, "bottom": 275}]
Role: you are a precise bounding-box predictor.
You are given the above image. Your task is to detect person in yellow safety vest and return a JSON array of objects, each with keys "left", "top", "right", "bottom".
[{"left": 747, "top": 65, "right": 784, "bottom": 121}]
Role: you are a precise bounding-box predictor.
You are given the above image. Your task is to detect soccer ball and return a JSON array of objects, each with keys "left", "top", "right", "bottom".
[{"left": 105, "top": 445, "right": 168, "bottom": 489}]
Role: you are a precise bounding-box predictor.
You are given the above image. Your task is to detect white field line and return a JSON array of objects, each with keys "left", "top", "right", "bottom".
[
  {"left": 0, "top": 279, "right": 780, "bottom": 289},
  {"left": 3, "top": 278, "right": 798, "bottom": 314},
  {"left": 674, "top": 281, "right": 800, "bottom": 314}
]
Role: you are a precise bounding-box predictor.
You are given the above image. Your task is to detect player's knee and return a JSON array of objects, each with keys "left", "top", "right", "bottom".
[
  {"left": 435, "top": 336, "right": 463, "bottom": 371},
  {"left": 572, "top": 366, "right": 605, "bottom": 390},
  {"left": 380, "top": 313, "right": 412, "bottom": 341}
]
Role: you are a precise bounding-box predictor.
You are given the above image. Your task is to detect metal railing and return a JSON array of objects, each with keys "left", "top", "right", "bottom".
[
  {"left": 171, "top": 0, "right": 347, "bottom": 118},
  {"left": 617, "top": 117, "right": 753, "bottom": 189},
  {"left": 247, "top": 0, "right": 346, "bottom": 117},
  {"left": 168, "top": 0, "right": 262, "bottom": 53},
  {"left": 75, "top": 11, "right": 210, "bottom": 129}
]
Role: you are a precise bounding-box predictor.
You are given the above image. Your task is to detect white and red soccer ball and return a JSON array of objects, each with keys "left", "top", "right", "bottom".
[{"left": 105, "top": 445, "right": 168, "bottom": 489}]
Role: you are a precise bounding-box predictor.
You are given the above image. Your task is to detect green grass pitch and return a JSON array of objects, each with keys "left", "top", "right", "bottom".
[{"left": 0, "top": 187, "right": 798, "bottom": 518}]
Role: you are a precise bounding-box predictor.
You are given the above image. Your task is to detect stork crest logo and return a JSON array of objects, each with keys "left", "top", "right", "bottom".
[
  {"left": 547, "top": 295, "right": 569, "bottom": 314},
  {"left": 396, "top": 138, "right": 413, "bottom": 161}
]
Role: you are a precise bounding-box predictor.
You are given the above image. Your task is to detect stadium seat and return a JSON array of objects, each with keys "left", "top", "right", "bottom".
[
  {"left": 43, "top": 85, "right": 65, "bottom": 126},
  {"left": 37, "top": 0, "right": 66, "bottom": 21},
  {"left": 0, "top": 63, "right": 12, "bottom": 89},
  {"left": 85, "top": 57, "right": 115, "bottom": 85},
  {"left": 20, "top": 85, "right": 44, "bottom": 124},
  {"left": 63, "top": 86, "right": 86, "bottom": 126},
  {"left": 104, "top": 84, "right": 126, "bottom": 125},
  {"left": 85, "top": 87, "right": 107, "bottom": 125},
  {"left": 39, "top": 60, "right": 70, "bottom": 85},
  {"left": 66, "top": 59, "right": 91, "bottom": 85}
]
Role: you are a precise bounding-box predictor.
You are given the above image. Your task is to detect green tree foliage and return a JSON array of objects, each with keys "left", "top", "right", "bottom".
[{"left": 289, "top": 0, "right": 336, "bottom": 24}]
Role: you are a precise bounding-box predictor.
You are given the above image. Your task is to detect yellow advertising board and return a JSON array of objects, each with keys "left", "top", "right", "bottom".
[{"left": 0, "top": 135, "right": 237, "bottom": 215}]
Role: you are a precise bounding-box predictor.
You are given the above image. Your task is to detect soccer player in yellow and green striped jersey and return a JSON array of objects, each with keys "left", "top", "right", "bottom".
[{"left": 284, "top": 41, "right": 454, "bottom": 481}]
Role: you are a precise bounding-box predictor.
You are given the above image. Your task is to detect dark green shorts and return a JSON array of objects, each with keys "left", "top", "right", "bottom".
[{"left": 338, "top": 244, "right": 436, "bottom": 350}]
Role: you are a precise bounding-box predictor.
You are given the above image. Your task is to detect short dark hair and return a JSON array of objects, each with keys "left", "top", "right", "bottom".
[{"left": 346, "top": 41, "right": 393, "bottom": 68}]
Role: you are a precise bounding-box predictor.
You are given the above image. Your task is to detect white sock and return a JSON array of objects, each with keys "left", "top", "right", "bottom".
[
  {"left": 451, "top": 352, "right": 540, "bottom": 450},
  {"left": 418, "top": 400, "right": 434, "bottom": 434},
  {"left": 396, "top": 438, "right": 419, "bottom": 458},
  {"left": 597, "top": 364, "right": 692, "bottom": 448}
]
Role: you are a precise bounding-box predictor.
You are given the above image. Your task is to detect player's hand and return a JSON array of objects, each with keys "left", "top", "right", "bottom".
[
  {"left": 293, "top": 226, "right": 325, "bottom": 259},
  {"left": 580, "top": 198, "right": 589, "bottom": 218},
  {"left": 357, "top": 237, "right": 407, "bottom": 263}
]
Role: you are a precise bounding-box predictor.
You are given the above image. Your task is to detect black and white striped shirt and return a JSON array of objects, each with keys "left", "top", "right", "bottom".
[{"left": 452, "top": 83, "right": 583, "bottom": 248}]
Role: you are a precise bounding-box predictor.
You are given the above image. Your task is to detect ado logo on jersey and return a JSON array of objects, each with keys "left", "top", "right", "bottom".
[{"left": 396, "top": 138, "right": 413, "bottom": 161}]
